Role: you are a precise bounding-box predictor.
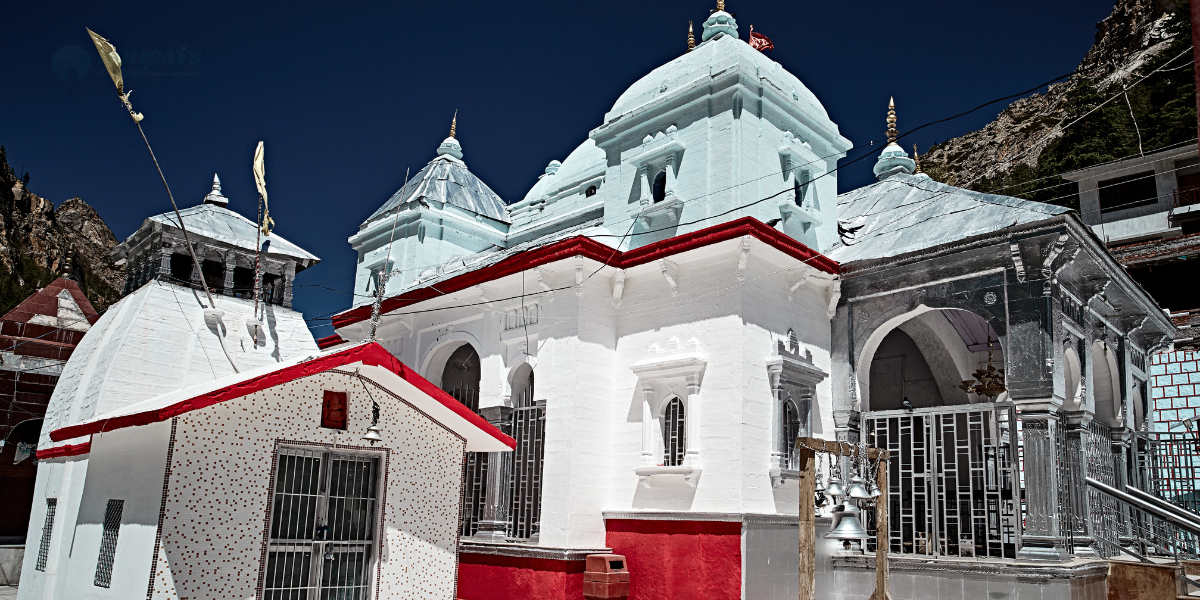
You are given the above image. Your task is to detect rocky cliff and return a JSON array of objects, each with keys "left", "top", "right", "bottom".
[
  {"left": 921, "top": 0, "right": 1189, "bottom": 188},
  {"left": 0, "top": 146, "right": 123, "bottom": 315}
]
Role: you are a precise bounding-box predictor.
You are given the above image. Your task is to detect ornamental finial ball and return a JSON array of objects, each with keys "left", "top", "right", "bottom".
[
  {"left": 913, "top": 145, "right": 922, "bottom": 173},
  {"left": 450, "top": 110, "right": 457, "bottom": 139},
  {"left": 717, "top": 0, "right": 725, "bottom": 11}
]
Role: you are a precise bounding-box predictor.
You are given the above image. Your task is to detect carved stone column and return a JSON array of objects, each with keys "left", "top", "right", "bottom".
[
  {"left": 1016, "top": 406, "right": 1069, "bottom": 561},
  {"left": 190, "top": 246, "right": 205, "bottom": 289},
  {"left": 683, "top": 373, "right": 701, "bottom": 467},
  {"left": 473, "top": 406, "right": 514, "bottom": 542},
  {"left": 640, "top": 382, "right": 657, "bottom": 466},
  {"left": 157, "top": 244, "right": 172, "bottom": 282},
  {"left": 663, "top": 155, "right": 677, "bottom": 201},
  {"left": 1063, "top": 410, "right": 1097, "bottom": 557},
  {"left": 768, "top": 365, "right": 786, "bottom": 471},
  {"left": 283, "top": 261, "right": 296, "bottom": 309},
  {"left": 222, "top": 252, "right": 236, "bottom": 296},
  {"left": 1111, "top": 427, "right": 1134, "bottom": 545},
  {"left": 638, "top": 165, "right": 651, "bottom": 206}
]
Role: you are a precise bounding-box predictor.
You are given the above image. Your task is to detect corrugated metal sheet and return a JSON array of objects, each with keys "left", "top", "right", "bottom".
[
  {"left": 365, "top": 155, "right": 509, "bottom": 225},
  {"left": 829, "top": 173, "right": 1071, "bottom": 264},
  {"left": 149, "top": 204, "right": 318, "bottom": 262}
]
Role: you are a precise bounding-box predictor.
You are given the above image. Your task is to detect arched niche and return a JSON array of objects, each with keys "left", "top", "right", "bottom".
[
  {"left": 858, "top": 304, "right": 1003, "bottom": 412},
  {"left": 509, "top": 362, "right": 535, "bottom": 407},
  {"left": 1092, "top": 340, "right": 1122, "bottom": 427},
  {"left": 424, "top": 339, "right": 482, "bottom": 412},
  {"left": 1063, "top": 345, "right": 1082, "bottom": 412}
]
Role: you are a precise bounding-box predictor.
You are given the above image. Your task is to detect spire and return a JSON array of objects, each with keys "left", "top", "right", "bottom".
[
  {"left": 688, "top": 21, "right": 695, "bottom": 52},
  {"left": 203, "top": 173, "right": 229, "bottom": 206},
  {"left": 887, "top": 97, "right": 897, "bottom": 144},
  {"left": 913, "top": 144, "right": 932, "bottom": 180},
  {"left": 702, "top": 0, "right": 737, "bottom": 41},
  {"left": 437, "top": 111, "right": 464, "bottom": 160},
  {"left": 872, "top": 97, "right": 916, "bottom": 180}
]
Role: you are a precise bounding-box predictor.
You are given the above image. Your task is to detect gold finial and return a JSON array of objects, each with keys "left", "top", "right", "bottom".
[
  {"left": 913, "top": 144, "right": 923, "bottom": 173},
  {"left": 717, "top": 0, "right": 725, "bottom": 12},
  {"left": 449, "top": 110, "right": 457, "bottom": 139},
  {"left": 886, "top": 97, "right": 897, "bottom": 144},
  {"left": 688, "top": 21, "right": 695, "bottom": 51}
]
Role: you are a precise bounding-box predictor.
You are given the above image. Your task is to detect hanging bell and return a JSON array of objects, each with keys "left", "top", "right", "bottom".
[
  {"left": 824, "top": 504, "right": 869, "bottom": 541},
  {"left": 825, "top": 476, "right": 845, "bottom": 497},
  {"left": 362, "top": 424, "right": 383, "bottom": 444},
  {"left": 846, "top": 475, "right": 871, "bottom": 499},
  {"left": 868, "top": 481, "right": 883, "bottom": 498},
  {"left": 815, "top": 474, "right": 827, "bottom": 493}
]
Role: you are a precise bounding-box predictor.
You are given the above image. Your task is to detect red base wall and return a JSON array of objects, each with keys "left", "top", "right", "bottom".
[
  {"left": 457, "top": 552, "right": 585, "bottom": 600},
  {"left": 605, "top": 519, "right": 742, "bottom": 600}
]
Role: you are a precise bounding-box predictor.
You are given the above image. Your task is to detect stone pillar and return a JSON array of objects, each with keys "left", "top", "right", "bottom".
[
  {"left": 1063, "top": 410, "right": 1097, "bottom": 557},
  {"left": 190, "top": 246, "right": 205, "bottom": 289},
  {"left": 640, "top": 382, "right": 656, "bottom": 466},
  {"left": 664, "top": 155, "right": 677, "bottom": 201},
  {"left": 768, "top": 365, "right": 786, "bottom": 470},
  {"left": 283, "top": 261, "right": 296, "bottom": 309},
  {"left": 1016, "top": 405, "right": 1069, "bottom": 561},
  {"left": 157, "top": 245, "right": 172, "bottom": 282},
  {"left": 1111, "top": 427, "right": 1134, "bottom": 545},
  {"left": 222, "top": 252, "right": 236, "bottom": 296},
  {"left": 683, "top": 374, "right": 700, "bottom": 467},
  {"left": 473, "top": 405, "right": 514, "bottom": 542},
  {"left": 638, "top": 165, "right": 651, "bottom": 206}
]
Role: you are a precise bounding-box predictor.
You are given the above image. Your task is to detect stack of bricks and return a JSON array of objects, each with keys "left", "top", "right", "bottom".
[{"left": 1150, "top": 350, "right": 1200, "bottom": 429}]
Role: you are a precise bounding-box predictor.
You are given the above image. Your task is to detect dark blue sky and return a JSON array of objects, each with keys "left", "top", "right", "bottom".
[{"left": 2, "top": 0, "right": 1117, "bottom": 334}]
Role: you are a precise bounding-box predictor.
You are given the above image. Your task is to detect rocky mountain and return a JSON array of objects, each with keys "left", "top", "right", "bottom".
[
  {"left": 0, "top": 146, "right": 123, "bottom": 315},
  {"left": 920, "top": 0, "right": 1190, "bottom": 189}
]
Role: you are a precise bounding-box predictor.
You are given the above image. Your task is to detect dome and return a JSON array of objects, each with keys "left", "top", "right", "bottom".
[
  {"left": 517, "top": 138, "right": 606, "bottom": 205},
  {"left": 872, "top": 142, "right": 916, "bottom": 180},
  {"left": 365, "top": 152, "right": 509, "bottom": 225},
  {"left": 604, "top": 33, "right": 828, "bottom": 123}
]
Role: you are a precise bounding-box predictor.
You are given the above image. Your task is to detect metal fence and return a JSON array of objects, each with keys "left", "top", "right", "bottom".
[
  {"left": 864, "top": 403, "right": 1019, "bottom": 559},
  {"left": 1135, "top": 430, "right": 1200, "bottom": 514}
]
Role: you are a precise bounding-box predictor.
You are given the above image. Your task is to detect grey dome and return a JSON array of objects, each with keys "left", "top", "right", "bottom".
[{"left": 365, "top": 155, "right": 509, "bottom": 225}]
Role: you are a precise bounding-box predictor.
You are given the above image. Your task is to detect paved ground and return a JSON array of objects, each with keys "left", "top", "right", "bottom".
[{"left": 0, "top": 585, "right": 16, "bottom": 598}]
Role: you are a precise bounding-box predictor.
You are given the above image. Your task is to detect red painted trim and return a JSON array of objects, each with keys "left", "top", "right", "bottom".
[
  {"left": 36, "top": 441, "right": 91, "bottom": 459},
  {"left": 48, "top": 343, "right": 516, "bottom": 449},
  {"left": 332, "top": 217, "right": 839, "bottom": 329},
  {"left": 316, "top": 334, "right": 346, "bottom": 349},
  {"left": 458, "top": 553, "right": 587, "bottom": 574}
]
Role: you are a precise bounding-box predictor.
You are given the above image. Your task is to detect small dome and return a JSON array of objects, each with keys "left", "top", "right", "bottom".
[
  {"left": 873, "top": 142, "right": 916, "bottom": 180},
  {"left": 545, "top": 160, "right": 561, "bottom": 176},
  {"left": 702, "top": 10, "right": 738, "bottom": 42},
  {"left": 437, "top": 137, "right": 463, "bottom": 160}
]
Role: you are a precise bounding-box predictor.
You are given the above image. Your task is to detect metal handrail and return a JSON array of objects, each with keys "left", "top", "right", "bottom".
[
  {"left": 1126, "top": 485, "right": 1200, "bottom": 532},
  {"left": 1086, "top": 477, "right": 1200, "bottom": 537}
]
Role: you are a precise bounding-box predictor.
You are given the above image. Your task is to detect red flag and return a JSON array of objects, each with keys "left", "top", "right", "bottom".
[{"left": 748, "top": 25, "right": 774, "bottom": 52}]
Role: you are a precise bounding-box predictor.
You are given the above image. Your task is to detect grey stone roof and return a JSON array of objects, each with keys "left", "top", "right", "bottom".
[
  {"left": 828, "top": 173, "right": 1071, "bottom": 264},
  {"left": 149, "top": 204, "right": 318, "bottom": 262},
  {"left": 365, "top": 155, "right": 509, "bottom": 225}
]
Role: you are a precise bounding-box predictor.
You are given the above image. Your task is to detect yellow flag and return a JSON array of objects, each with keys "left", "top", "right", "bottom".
[
  {"left": 252, "top": 142, "right": 275, "bottom": 236},
  {"left": 86, "top": 28, "right": 124, "bottom": 96}
]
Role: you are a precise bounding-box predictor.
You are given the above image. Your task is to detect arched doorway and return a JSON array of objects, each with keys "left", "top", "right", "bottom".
[
  {"left": 1, "top": 419, "right": 42, "bottom": 541},
  {"left": 440, "top": 344, "right": 481, "bottom": 412},
  {"left": 507, "top": 363, "right": 545, "bottom": 540},
  {"left": 860, "top": 307, "right": 1017, "bottom": 559}
]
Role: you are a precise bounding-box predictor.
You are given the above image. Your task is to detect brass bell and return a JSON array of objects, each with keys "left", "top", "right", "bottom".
[
  {"left": 825, "top": 504, "right": 869, "bottom": 541},
  {"left": 362, "top": 424, "right": 383, "bottom": 444},
  {"left": 825, "top": 476, "right": 845, "bottom": 497},
  {"left": 846, "top": 475, "right": 871, "bottom": 499},
  {"left": 868, "top": 481, "right": 883, "bottom": 498},
  {"left": 815, "top": 474, "right": 827, "bottom": 492}
]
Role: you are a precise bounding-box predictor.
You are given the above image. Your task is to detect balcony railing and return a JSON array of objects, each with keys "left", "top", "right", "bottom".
[{"left": 1173, "top": 185, "right": 1200, "bottom": 208}]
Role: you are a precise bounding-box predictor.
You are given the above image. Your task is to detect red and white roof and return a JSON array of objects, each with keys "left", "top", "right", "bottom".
[{"left": 49, "top": 341, "right": 514, "bottom": 453}]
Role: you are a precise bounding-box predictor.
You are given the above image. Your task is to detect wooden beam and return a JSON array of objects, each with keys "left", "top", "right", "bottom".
[
  {"left": 796, "top": 437, "right": 889, "bottom": 460},
  {"left": 797, "top": 445, "right": 816, "bottom": 600},
  {"left": 870, "top": 457, "right": 892, "bottom": 600}
]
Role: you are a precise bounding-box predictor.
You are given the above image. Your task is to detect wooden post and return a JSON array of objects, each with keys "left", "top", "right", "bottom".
[
  {"left": 797, "top": 443, "right": 817, "bottom": 600},
  {"left": 870, "top": 454, "right": 892, "bottom": 600}
]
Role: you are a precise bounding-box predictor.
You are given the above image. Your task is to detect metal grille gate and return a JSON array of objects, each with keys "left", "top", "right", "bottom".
[
  {"left": 663, "top": 398, "right": 686, "bottom": 467},
  {"left": 263, "top": 448, "right": 379, "bottom": 600},
  {"left": 865, "top": 404, "right": 1018, "bottom": 559},
  {"left": 452, "top": 387, "right": 488, "bottom": 537},
  {"left": 508, "top": 386, "right": 545, "bottom": 539}
]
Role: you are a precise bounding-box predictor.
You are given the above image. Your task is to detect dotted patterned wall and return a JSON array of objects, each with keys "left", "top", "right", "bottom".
[
  {"left": 148, "top": 369, "right": 466, "bottom": 600},
  {"left": 1150, "top": 350, "right": 1200, "bottom": 429}
]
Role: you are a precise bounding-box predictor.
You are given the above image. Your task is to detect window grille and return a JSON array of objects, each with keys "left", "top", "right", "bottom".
[
  {"left": 36, "top": 498, "right": 56, "bottom": 571},
  {"left": 263, "top": 448, "right": 379, "bottom": 600},
  {"left": 782, "top": 401, "right": 801, "bottom": 470},
  {"left": 94, "top": 499, "right": 123, "bottom": 587},
  {"left": 662, "top": 398, "right": 686, "bottom": 467},
  {"left": 1098, "top": 170, "right": 1158, "bottom": 214}
]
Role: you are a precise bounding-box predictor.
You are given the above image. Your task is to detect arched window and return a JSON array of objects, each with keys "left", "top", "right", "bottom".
[
  {"left": 585, "top": 185, "right": 597, "bottom": 197},
  {"left": 794, "top": 178, "right": 805, "bottom": 207},
  {"left": 652, "top": 171, "right": 667, "bottom": 203},
  {"left": 662, "top": 397, "right": 686, "bottom": 466},
  {"left": 782, "top": 400, "right": 801, "bottom": 469}
]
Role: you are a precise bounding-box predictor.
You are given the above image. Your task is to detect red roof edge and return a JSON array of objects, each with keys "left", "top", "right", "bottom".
[
  {"left": 1, "top": 277, "right": 100, "bottom": 325},
  {"left": 36, "top": 441, "right": 91, "bottom": 460},
  {"left": 317, "top": 334, "right": 347, "bottom": 349},
  {"left": 332, "top": 217, "right": 838, "bottom": 329},
  {"left": 49, "top": 343, "right": 516, "bottom": 449}
]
